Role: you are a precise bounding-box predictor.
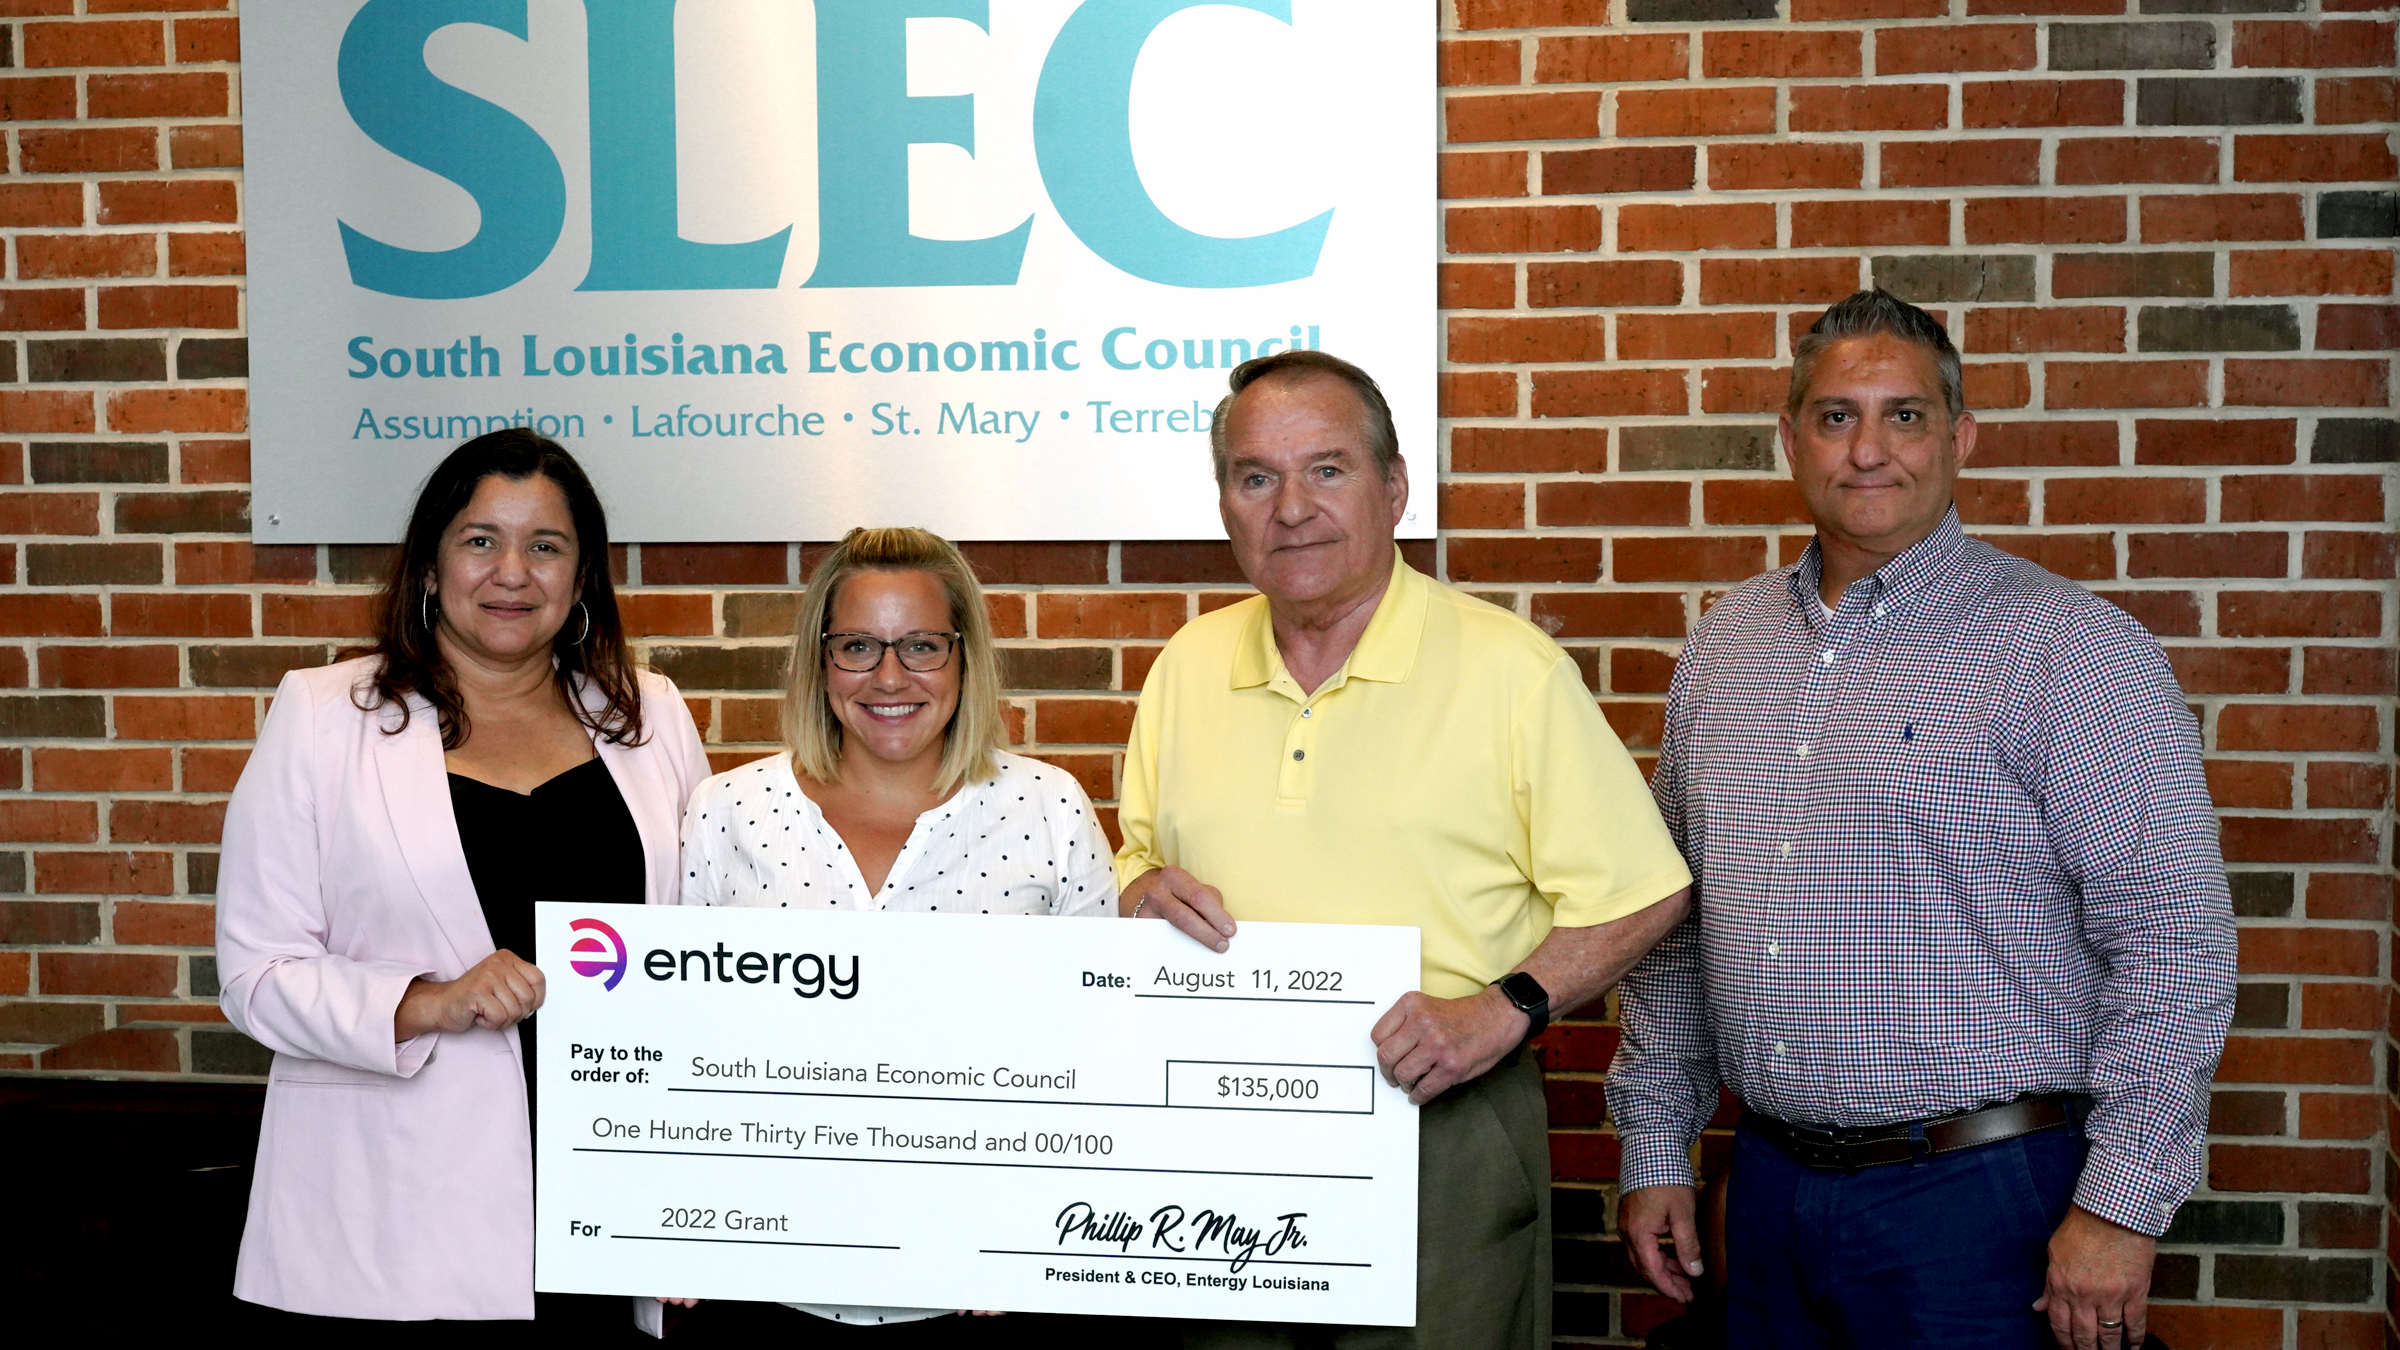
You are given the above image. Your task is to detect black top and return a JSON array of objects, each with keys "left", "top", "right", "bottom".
[{"left": 448, "top": 756, "right": 645, "bottom": 1131}]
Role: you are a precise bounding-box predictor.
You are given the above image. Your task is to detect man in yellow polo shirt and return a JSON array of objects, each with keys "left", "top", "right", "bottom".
[{"left": 1117, "top": 350, "right": 1694, "bottom": 1350}]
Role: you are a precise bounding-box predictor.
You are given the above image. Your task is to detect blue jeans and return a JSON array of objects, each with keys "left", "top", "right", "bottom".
[{"left": 1724, "top": 1112, "right": 2087, "bottom": 1349}]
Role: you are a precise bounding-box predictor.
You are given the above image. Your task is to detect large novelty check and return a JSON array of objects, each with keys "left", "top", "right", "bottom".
[{"left": 533, "top": 903, "right": 1420, "bottom": 1325}]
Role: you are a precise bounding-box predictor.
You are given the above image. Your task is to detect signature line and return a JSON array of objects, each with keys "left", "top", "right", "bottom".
[
  {"left": 1132, "top": 993, "right": 1376, "bottom": 1006},
  {"left": 611, "top": 1235, "right": 899, "bottom": 1250},
  {"left": 978, "top": 1249, "right": 1371, "bottom": 1269},
  {"left": 573, "top": 1146, "right": 1371, "bottom": 1182}
]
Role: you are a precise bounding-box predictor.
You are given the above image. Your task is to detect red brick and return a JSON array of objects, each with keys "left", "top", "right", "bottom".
[
  {"left": 174, "top": 543, "right": 313, "bottom": 586},
  {"left": 180, "top": 439, "right": 249, "bottom": 485},
  {"left": 2299, "top": 985, "right": 2386, "bottom": 1033},
  {"left": 1448, "top": 537, "right": 1606, "bottom": 584},
  {"left": 2216, "top": 1036, "right": 2375, "bottom": 1086},
  {"left": 34, "top": 850, "right": 173, "bottom": 896},
  {"left": 1789, "top": 83, "right": 1949, "bottom": 132},
  {"left": 1531, "top": 369, "right": 1688, "bottom": 419},
  {"left": 32, "top": 747, "right": 171, "bottom": 793},
  {"left": 1709, "top": 142, "right": 1862, "bottom": 191},
  {"left": 86, "top": 70, "right": 226, "bottom": 119},
  {"left": 41, "top": 952, "right": 176, "bottom": 998},
  {"left": 1541, "top": 146, "right": 1695, "bottom": 195},
  {"left": 1796, "top": 0, "right": 1944, "bottom": 13},
  {"left": 2295, "top": 1093, "right": 2379, "bottom": 1142},
  {"left": 1530, "top": 260, "right": 1683, "bottom": 308},
  {"left": 173, "top": 15, "right": 241, "bottom": 65},
  {"left": 2220, "top": 816, "right": 2379, "bottom": 864},
  {"left": 2224, "top": 360, "right": 2387, "bottom": 409},
  {"left": 1538, "top": 481, "right": 1690, "bottom": 528},
  {"left": 181, "top": 745, "right": 251, "bottom": 793},
  {"left": 23, "top": 18, "right": 164, "bottom": 67},
  {"left": 2168, "top": 646, "right": 2290, "bottom": 694},
  {"left": 15, "top": 233, "right": 157, "bottom": 280},
  {"left": 0, "top": 185, "right": 88, "bottom": 233},
  {"left": 1617, "top": 313, "right": 1776, "bottom": 361},
  {"left": 2315, "top": 76, "right": 2396, "bottom": 126},
  {"left": 1792, "top": 199, "right": 1949, "bottom": 247},
  {"left": 1446, "top": 205, "right": 1603, "bottom": 254},
  {"left": 2220, "top": 591, "right": 2380, "bottom": 639},
  {"left": 1449, "top": 315, "right": 1606, "bottom": 364},
  {"left": 111, "top": 899, "right": 214, "bottom": 947},
  {"left": 1609, "top": 648, "right": 1678, "bottom": 695},
  {"left": 97, "top": 180, "right": 236, "bottom": 226},
  {"left": 1965, "top": 196, "right": 2125, "bottom": 245},
  {"left": 39, "top": 644, "right": 178, "bottom": 689},
  {"left": 1615, "top": 87, "right": 1775, "bottom": 138},
  {"left": 1614, "top": 536, "right": 1769, "bottom": 583},
  {"left": 1963, "top": 306, "right": 2124, "bottom": 353},
  {"left": 1979, "top": 531, "right": 2114, "bottom": 579},
  {"left": 114, "top": 694, "right": 254, "bottom": 740},
  {"left": 2055, "top": 136, "right": 2219, "bottom": 186},
  {"left": 168, "top": 123, "right": 242, "bottom": 170},
  {"left": 1441, "top": 38, "right": 1520, "bottom": 88},
  {"left": 1881, "top": 139, "right": 2041, "bottom": 188},
  {"left": 1446, "top": 91, "right": 1600, "bottom": 144},
  {"left": 1964, "top": 362, "right": 2033, "bottom": 411},
  {"left": 1964, "top": 80, "right": 2123, "bottom": 129},
  {"left": 0, "top": 74, "right": 78, "bottom": 122},
  {"left": 105, "top": 388, "right": 246, "bottom": 433},
  {"left": 2097, "top": 589, "right": 2199, "bottom": 637},
  {"left": 1439, "top": 482, "right": 1524, "bottom": 531},
  {"left": 18, "top": 126, "right": 157, "bottom": 174},
  {"left": 2316, "top": 304, "right": 2399, "bottom": 352},
  {"left": 167, "top": 232, "right": 244, "bottom": 277},
  {"left": 1701, "top": 30, "right": 1860, "bottom": 78},
  {"left": 1033, "top": 698, "right": 1138, "bottom": 747},
  {"left": 2221, "top": 705, "right": 2379, "bottom": 754},
  {"left": 2232, "top": 20, "right": 2395, "bottom": 69},
  {"left": 2129, "top": 531, "right": 2288, "bottom": 579},
  {"left": 1701, "top": 480, "right": 1811, "bottom": 526},
  {"left": 2233, "top": 135, "right": 2397, "bottom": 185},
  {"left": 1441, "top": 372, "right": 1517, "bottom": 418},
  {"left": 1036, "top": 594, "right": 1187, "bottom": 640},
  {"left": 2303, "top": 530, "right": 2395, "bottom": 581},
  {"left": 2222, "top": 473, "right": 2383, "bottom": 523},
  {"left": 1451, "top": 427, "right": 1607, "bottom": 474},
  {"left": 1535, "top": 34, "right": 1687, "bottom": 84},
  {"left": 1877, "top": 24, "right": 2035, "bottom": 74},
  {"left": 1700, "top": 366, "right": 1795, "bottom": 414},
  {"left": 0, "top": 799, "right": 97, "bottom": 843},
  {"left": 0, "top": 491, "right": 99, "bottom": 535},
  {"left": 1699, "top": 259, "right": 1859, "bottom": 306},
  {"left": 1535, "top": 592, "right": 1688, "bottom": 640},
  {"left": 2044, "top": 361, "right": 2206, "bottom": 409},
  {"left": 1955, "top": 478, "right": 2031, "bottom": 526},
  {"left": 1440, "top": 152, "right": 1527, "bottom": 201},
  {"left": 2205, "top": 759, "right": 2290, "bottom": 809},
  {"left": 2140, "top": 193, "right": 2304, "bottom": 243},
  {"left": 2303, "top": 647, "right": 2394, "bottom": 697},
  {"left": 0, "top": 595, "right": 102, "bottom": 637},
  {"left": 2047, "top": 475, "right": 2201, "bottom": 524},
  {"left": 1456, "top": 0, "right": 1608, "bottom": 26},
  {"left": 97, "top": 284, "right": 239, "bottom": 330},
  {"left": 2234, "top": 250, "right": 2394, "bottom": 298},
  {"left": 107, "top": 799, "right": 224, "bottom": 845},
  {"left": 2308, "top": 761, "right": 2390, "bottom": 811},
  {"left": 1968, "top": 0, "right": 2125, "bottom": 13},
  {"left": 257, "top": 593, "right": 377, "bottom": 639},
  {"left": 1618, "top": 203, "right": 1776, "bottom": 251}
]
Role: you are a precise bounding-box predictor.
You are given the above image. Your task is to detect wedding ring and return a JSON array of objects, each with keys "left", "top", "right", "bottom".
[{"left": 2098, "top": 1320, "right": 2123, "bottom": 1329}]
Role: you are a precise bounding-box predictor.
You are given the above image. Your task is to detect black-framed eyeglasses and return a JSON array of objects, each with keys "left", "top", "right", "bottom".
[{"left": 822, "top": 631, "right": 961, "bottom": 673}]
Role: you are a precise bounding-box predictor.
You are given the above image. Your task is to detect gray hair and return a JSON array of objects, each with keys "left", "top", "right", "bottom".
[
  {"left": 1209, "top": 349, "right": 1399, "bottom": 484},
  {"left": 1787, "top": 289, "right": 1965, "bottom": 422}
]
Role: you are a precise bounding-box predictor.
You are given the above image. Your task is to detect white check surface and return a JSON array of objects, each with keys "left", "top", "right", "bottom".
[{"left": 534, "top": 904, "right": 1420, "bottom": 1325}]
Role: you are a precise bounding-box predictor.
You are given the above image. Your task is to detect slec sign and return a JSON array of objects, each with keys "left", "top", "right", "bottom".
[{"left": 242, "top": 1, "right": 1436, "bottom": 542}]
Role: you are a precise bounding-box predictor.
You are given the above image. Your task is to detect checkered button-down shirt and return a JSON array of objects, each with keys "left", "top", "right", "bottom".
[{"left": 1607, "top": 510, "right": 2235, "bottom": 1237}]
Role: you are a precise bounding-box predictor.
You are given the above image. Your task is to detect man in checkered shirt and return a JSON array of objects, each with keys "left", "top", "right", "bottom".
[{"left": 1608, "top": 290, "right": 2235, "bottom": 1350}]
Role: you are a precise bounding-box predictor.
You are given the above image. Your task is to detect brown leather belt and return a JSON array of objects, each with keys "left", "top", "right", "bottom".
[{"left": 1747, "top": 1094, "right": 2088, "bottom": 1172}]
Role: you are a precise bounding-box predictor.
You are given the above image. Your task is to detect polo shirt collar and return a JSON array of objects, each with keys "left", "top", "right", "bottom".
[
  {"left": 1232, "top": 548, "right": 1426, "bottom": 692},
  {"left": 1789, "top": 506, "right": 1968, "bottom": 619}
]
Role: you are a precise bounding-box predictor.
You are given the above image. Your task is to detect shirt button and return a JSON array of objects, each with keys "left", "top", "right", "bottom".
[
  {"left": 1874, "top": 604, "right": 1888, "bottom": 618},
  {"left": 1767, "top": 941, "right": 1780, "bottom": 957},
  {"left": 1773, "top": 1041, "right": 1787, "bottom": 1055},
  {"left": 1292, "top": 750, "right": 1305, "bottom": 761},
  {"left": 1778, "top": 841, "right": 1792, "bottom": 858},
  {"left": 1300, "top": 708, "right": 1312, "bottom": 718},
  {"left": 1818, "top": 650, "right": 1835, "bottom": 665},
  {"left": 1794, "top": 743, "right": 1810, "bottom": 759}
]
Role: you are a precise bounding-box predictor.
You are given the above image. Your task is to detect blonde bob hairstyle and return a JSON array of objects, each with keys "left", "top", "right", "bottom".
[{"left": 783, "top": 527, "right": 1004, "bottom": 799}]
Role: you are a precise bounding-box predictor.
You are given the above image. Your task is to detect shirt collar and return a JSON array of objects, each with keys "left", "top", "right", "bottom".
[
  {"left": 1232, "top": 548, "right": 1427, "bottom": 693},
  {"left": 1789, "top": 506, "right": 1968, "bottom": 615}
]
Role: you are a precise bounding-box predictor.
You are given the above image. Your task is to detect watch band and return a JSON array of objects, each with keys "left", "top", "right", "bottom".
[{"left": 1494, "top": 971, "right": 1550, "bottom": 1047}]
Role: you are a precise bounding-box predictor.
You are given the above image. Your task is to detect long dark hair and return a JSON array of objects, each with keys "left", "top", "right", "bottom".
[{"left": 353, "top": 430, "right": 645, "bottom": 748}]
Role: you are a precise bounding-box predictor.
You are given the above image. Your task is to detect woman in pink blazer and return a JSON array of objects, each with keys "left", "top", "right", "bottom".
[{"left": 217, "top": 431, "right": 708, "bottom": 1330}]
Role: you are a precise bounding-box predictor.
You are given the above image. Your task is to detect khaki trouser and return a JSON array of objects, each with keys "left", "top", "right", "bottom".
[{"left": 1179, "top": 1053, "right": 1551, "bottom": 1350}]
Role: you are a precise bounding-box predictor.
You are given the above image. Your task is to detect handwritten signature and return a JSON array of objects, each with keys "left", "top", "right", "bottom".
[{"left": 1054, "top": 1201, "right": 1310, "bottom": 1273}]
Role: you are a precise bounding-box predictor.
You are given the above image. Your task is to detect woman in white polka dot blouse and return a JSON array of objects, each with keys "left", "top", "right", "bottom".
[{"left": 676, "top": 526, "right": 1117, "bottom": 1336}]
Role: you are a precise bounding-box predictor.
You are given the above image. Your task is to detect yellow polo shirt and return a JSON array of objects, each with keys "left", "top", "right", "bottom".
[{"left": 1115, "top": 555, "right": 1691, "bottom": 999}]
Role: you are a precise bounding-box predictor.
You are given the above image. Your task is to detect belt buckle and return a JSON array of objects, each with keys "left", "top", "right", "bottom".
[{"left": 1784, "top": 1124, "right": 1848, "bottom": 1171}]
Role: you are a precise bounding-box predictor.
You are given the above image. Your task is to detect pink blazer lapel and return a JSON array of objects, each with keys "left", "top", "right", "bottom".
[{"left": 370, "top": 698, "right": 493, "bottom": 971}]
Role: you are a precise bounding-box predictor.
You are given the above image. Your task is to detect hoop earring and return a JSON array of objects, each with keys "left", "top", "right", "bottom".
[
  {"left": 421, "top": 587, "right": 437, "bottom": 631},
  {"left": 571, "top": 601, "right": 591, "bottom": 646}
]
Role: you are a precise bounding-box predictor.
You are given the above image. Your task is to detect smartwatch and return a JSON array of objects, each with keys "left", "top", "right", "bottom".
[{"left": 1492, "top": 971, "right": 1550, "bottom": 1047}]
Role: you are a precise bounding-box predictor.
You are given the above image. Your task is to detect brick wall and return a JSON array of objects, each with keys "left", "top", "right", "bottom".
[{"left": 0, "top": 0, "right": 2391, "bottom": 1344}]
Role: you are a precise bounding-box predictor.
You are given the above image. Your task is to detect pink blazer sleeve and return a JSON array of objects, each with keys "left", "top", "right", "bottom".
[{"left": 217, "top": 671, "right": 440, "bottom": 1077}]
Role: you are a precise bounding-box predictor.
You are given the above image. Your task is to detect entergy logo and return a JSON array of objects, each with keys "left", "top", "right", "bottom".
[{"left": 568, "top": 917, "right": 628, "bottom": 991}]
